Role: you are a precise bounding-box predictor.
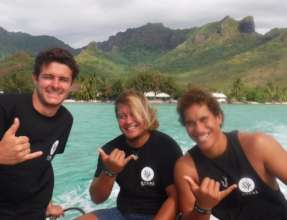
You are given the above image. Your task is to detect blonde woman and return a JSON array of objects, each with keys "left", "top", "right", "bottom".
[{"left": 77, "top": 90, "right": 182, "bottom": 220}]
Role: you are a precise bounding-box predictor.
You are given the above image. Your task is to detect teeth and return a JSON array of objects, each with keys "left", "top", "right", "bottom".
[
  {"left": 47, "top": 91, "right": 62, "bottom": 96},
  {"left": 198, "top": 133, "right": 209, "bottom": 142},
  {"left": 126, "top": 124, "right": 137, "bottom": 130}
]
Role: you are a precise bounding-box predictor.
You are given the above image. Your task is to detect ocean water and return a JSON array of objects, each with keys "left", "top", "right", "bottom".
[{"left": 51, "top": 103, "right": 287, "bottom": 219}]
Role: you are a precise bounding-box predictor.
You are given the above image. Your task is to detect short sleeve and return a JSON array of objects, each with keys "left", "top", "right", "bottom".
[
  {"left": 56, "top": 112, "right": 73, "bottom": 154},
  {"left": 159, "top": 137, "right": 182, "bottom": 188},
  {"left": 94, "top": 155, "right": 104, "bottom": 177}
]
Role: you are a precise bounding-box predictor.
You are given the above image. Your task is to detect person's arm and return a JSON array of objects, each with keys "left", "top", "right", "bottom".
[
  {"left": 182, "top": 176, "right": 236, "bottom": 220},
  {"left": 90, "top": 148, "right": 137, "bottom": 203},
  {"left": 174, "top": 156, "right": 196, "bottom": 214},
  {"left": 174, "top": 155, "right": 236, "bottom": 220},
  {"left": 89, "top": 173, "right": 117, "bottom": 204},
  {"left": 154, "top": 185, "right": 178, "bottom": 220},
  {"left": 253, "top": 133, "right": 287, "bottom": 184},
  {"left": 0, "top": 118, "right": 42, "bottom": 165},
  {"left": 175, "top": 156, "right": 209, "bottom": 220}
]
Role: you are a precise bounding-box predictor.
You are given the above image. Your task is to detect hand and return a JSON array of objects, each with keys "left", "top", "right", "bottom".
[
  {"left": 184, "top": 176, "right": 237, "bottom": 209},
  {"left": 0, "top": 118, "right": 43, "bottom": 165},
  {"left": 46, "top": 203, "right": 64, "bottom": 219},
  {"left": 99, "top": 148, "right": 138, "bottom": 174}
]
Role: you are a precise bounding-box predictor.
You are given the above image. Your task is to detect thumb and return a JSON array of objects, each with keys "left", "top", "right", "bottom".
[
  {"left": 99, "top": 148, "right": 108, "bottom": 161},
  {"left": 219, "top": 184, "right": 237, "bottom": 200},
  {"left": 183, "top": 175, "right": 199, "bottom": 192},
  {"left": 124, "top": 154, "right": 138, "bottom": 165},
  {"left": 6, "top": 118, "right": 20, "bottom": 136}
]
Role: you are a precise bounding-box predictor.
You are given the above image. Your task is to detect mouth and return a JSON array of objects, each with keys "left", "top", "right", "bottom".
[
  {"left": 46, "top": 90, "right": 64, "bottom": 98},
  {"left": 125, "top": 123, "right": 138, "bottom": 131},
  {"left": 196, "top": 132, "right": 210, "bottom": 143}
]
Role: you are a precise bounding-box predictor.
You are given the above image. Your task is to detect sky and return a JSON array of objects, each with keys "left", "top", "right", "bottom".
[{"left": 0, "top": 0, "right": 286, "bottom": 48}]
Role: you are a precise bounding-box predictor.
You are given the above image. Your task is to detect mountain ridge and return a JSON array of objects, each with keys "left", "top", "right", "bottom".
[{"left": 0, "top": 16, "right": 286, "bottom": 90}]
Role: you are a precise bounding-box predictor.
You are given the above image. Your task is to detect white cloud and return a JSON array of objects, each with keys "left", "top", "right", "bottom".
[{"left": 0, "top": 0, "right": 286, "bottom": 48}]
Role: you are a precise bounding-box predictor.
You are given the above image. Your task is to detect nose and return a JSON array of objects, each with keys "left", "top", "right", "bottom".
[
  {"left": 51, "top": 78, "right": 60, "bottom": 89},
  {"left": 191, "top": 122, "right": 205, "bottom": 135},
  {"left": 125, "top": 114, "right": 134, "bottom": 123},
  {"left": 197, "top": 122, "right": 206, "bottom": 132}
]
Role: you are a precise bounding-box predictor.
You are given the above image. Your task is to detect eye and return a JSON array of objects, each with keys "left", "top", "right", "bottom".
[
  {"left": 185, "top": 120, "right": 196, "bottom": 128},
  {"left": 201, "top": 116, "right": 208, "bottom": 123},
  {"left": 117, "top": 114, "right": 127, "bottom": 120},
  {"left": 41, "top": 74, "right": 54, "bottom": 80},
  {"left": 59, "top": 77, "right": 71, "bottom": 83}
]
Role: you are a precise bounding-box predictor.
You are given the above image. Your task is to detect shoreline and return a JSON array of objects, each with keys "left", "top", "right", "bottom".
[{"left": 64, "top": 99, "right": 287, "bottom": 105}]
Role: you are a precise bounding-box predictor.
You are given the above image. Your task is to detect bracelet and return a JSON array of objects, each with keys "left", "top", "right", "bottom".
[
  {"left": 194, "top": 203, "right": 212, "bottom": 215},
  {"left": 176, "top": 212, "right": 183, "bottom": 220},
  {"left": 102, "top": 167, "right": 117, "bottom": 177}
]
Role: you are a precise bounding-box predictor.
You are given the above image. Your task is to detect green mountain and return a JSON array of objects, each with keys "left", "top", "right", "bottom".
[
  {"left": 155, "top": 16, "right": 260, "bottom": 71},
  {"left": 1, "top": 16, "right": 287, "bottom": 91},
  {"left": 152, "top": 16, "right": 287, "bottom": 89},
  {"left": 76, "top": 42, "right": 124, "bottom": 78},
  {"left": 0, "top": 52, "right": 34, "bottom": 92},
  {"left": 96, "top": 23, "right": 190, "bottom": 65},
  {"left": 0, "top": 27, "right": 78, "bottom": 60},
  {"left": 0, "top": 51, "right": 33, "bottom": 77}
]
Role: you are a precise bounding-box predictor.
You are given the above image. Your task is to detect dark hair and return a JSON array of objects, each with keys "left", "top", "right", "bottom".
[
  {"left": 177, "top": 87, "right": 224, "bottom": 126},
  {"left": 33, "top": 48, "right": 79, "bottom": 80}
]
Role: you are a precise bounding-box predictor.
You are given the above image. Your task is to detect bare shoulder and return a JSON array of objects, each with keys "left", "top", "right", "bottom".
[
  {"left": 175, "top": 153, "right": 198, "bottom": 181},
  {"left": 239, "top": 132, "right": 272, "bottom": 151},
  {"left": 238, "top": 132, "right": 287, "bottom": 185},
  {"left": 175, "top": 154, "right": 195, "bottom": 171},
  {"left": 238, "top": 131, "right": 285, "bottom": 162}
]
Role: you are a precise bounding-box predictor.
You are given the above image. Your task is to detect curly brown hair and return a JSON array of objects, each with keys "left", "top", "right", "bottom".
[
  {"left": 177, "top": 87, "right": 224, "bottom": 126},
  {"left": 33, "top": 48, "right": 79, "bottom": 81}
]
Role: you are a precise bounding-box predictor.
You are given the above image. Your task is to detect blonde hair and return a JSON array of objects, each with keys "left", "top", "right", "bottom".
[{"left": 115, "top": 89, "right": 159, "bottom": 131}]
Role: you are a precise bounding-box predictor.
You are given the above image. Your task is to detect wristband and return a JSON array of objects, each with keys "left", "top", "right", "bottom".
[
  {"left": 102, "top": 167, "right": 117, "bottom": 177},
  {"left": 194, "top": 203, "right": 212, "bottom": 215}
]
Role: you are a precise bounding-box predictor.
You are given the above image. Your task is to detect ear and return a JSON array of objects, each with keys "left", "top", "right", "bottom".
[
  {"left": 217, "top": 113, "right": 223, "bottom": 127},
  {"left": 32, "top": 74, "right": 38, "bottom": 84}
]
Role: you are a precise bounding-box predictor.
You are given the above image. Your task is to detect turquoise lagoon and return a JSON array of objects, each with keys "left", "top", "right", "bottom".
[{"left": 52, "top": 103, "right": 287, "bottom": 219}]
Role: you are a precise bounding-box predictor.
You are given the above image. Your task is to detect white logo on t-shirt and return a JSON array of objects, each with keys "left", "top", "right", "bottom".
[
  {"left": 141, "top": 167, "right": 154, "bottom": 181},
  {"left": 220, "top": 176, "right": 228, "bottom": 188},
  {"left": 46, "top": 140, "right": 59, "bottom": 161},
  {"left": 238, "top": 177, "right": 255, "bottom": 193},
  {"left": 50, "top": 140, "right": 59, "bottom": 155}
]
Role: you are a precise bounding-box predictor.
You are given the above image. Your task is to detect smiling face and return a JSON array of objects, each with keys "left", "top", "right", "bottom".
[
  {"left": 117, "top": 103, "right": 150, "bottom": 147},
  {"left": 184, "top": 104, "right": 223, "bottom": 152},
  {"left": 32, "top": 62, "right": 73, "bottom": 115}
]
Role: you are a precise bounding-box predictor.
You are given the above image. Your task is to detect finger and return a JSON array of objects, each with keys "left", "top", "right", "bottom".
[
  {"left": 17, "top": 148, "right": 31, "bottom": 159},
  {"left": 220, "top": 184, "right": 237, "bottom": 200},
  {"left": 16, "top": 143, "right": 30, "bottom": 153},
  {"left": 6, "top": 118, "right": 20, "bottom": 136},
  {"left": 183, "top": 175, "right": 199, "bottom": 192},
  {"left": 117, "top": 151, "right": 126, "bottom": 161},
  {"left": 110, "top": 148, "right": 119, "bottom": 158},
  {"left": 15, "top": 136, "right": 29, "bottom": 144},
  {"left": 22, "top": 151, "right": 43, "bottom": 161},
  {"left": 99, "top": 148, "right": 108, "bottom": 161},
  {"left": 114, "top": 150, "right": 125, "bottom": 161},
  {"left": 129, "top": 154, "right": 138, "bottom": 161},
  {"left": 214, "top": 181, "right": 220, "bottom": 197},
  {"left": 208, "top": 179, "right": 216, "bottom": 194},
  {"left": 123, "top": 154, "right": 137, "bottom": 165},
  {"left": 201, "top": 177, "right": 210, "bottom": 192}
]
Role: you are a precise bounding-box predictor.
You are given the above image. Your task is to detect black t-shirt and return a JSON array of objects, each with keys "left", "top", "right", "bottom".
[
  {"left": 0, "top": 94, "right": 73, "bottom": 218},
  {"left": 95, "top": 130, "right": 182, "bottom": 215},
  {"left": 189, "top": 131, "right": 287, "bottom": 220}
]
